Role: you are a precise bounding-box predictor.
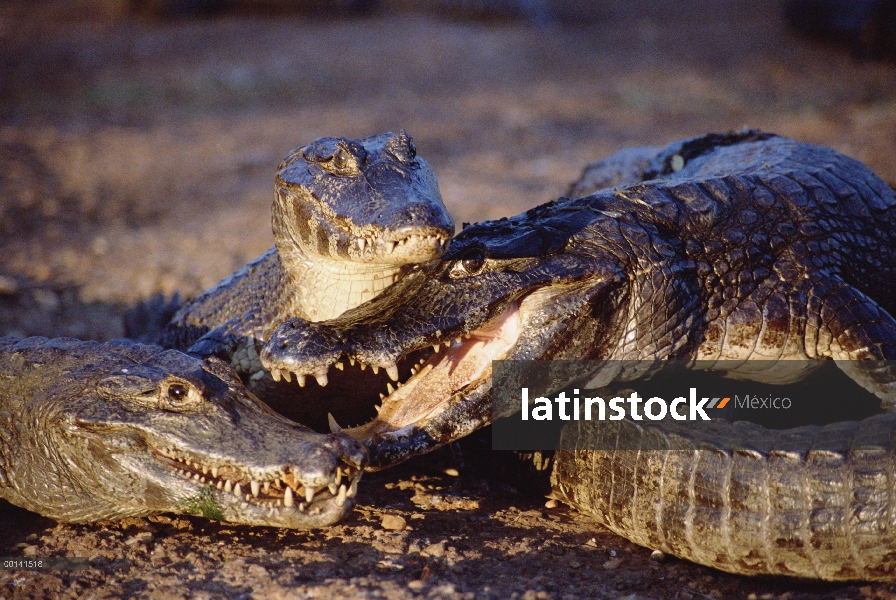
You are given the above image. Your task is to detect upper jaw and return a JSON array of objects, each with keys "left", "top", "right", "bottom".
[{"left": 148, "top": 438, "right": 365, "bottom": 529}]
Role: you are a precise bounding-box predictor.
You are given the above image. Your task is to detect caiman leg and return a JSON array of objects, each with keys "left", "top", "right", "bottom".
[{"left": 809, "top": 280, "right": 896, "bottom": 405}]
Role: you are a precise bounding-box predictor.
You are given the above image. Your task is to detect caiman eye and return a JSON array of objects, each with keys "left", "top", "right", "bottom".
[
  {"left": 323, "top": 142, "right": 364, "bottom": 176},
  {"left": 167, "top": 384, "right": 188, "bottom": 404},
  {"left": 449, "top": 249, "right": 486, "bottom": 278},
  {"left": 331, "top": 146, "right": 350, "bottom": 170}
]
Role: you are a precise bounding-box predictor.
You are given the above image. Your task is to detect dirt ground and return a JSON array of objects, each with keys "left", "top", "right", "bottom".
[{"left": 2, "top": 0, "right": 896, "bottom": 598}]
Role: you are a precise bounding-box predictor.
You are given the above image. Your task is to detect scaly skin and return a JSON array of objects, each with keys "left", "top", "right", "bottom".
[
  {"left": 156, "top": 131, "right": 453, "bottom": 396},
  {"left": 0, "top": 336, "right": 366, "bottom": 528},
  {"left": 260, "top": 132, "right": 896, "bottom": 579}
]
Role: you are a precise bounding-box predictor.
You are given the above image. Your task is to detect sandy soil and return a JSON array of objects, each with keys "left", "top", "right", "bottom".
[{"left": 2, "top": 0, "right": 896, "bottom": 598}]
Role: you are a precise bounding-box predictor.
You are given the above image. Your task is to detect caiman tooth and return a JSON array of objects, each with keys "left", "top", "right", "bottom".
[
  {"left": 282, "top": 370, "right": 292, "bottom": 383},
  {"left": 357, "top": 237, "right": 367, "bottom": 253},
  {"left": 374, "top": 404, "right": 381, "bottom": 413},
  {"left": 200, "top": 476, "right": 207, "bottom": 484},
  {"left": 271, "top": 368, "right": 282, "bottom": 382},
  {"left": 359, "top": 362, "right": 366, "bottom": 371},
  {"left": 297, "top": 374, "right": 307, "bottom": 387},
  {"left": 315, "top": 373, "right": 329, "bottom": 387},
  {"left": 263, "top": 481, "right": 271, "bottom": 494},
  {"left": 348, "top": 479, "right": 358, "bottom": 499},
  {"left": 371, "top": 366, "right": 379, "bottom": 375},
  {"left": 298, "top": 502, "right": 306, "bottom": 512},
  {"left": 335, "top": 468, "right": 343, "bottom": 486},
  {"left": 284, "top": 485, "right": 294, "bottom": 508},
  {"left": 251, "top": 480, "right": 260, "bottom": 498},
  {"left": 386, "top": 382, "right": 395, "bottom": 394},
  {"left": 386, "top": 364, "right": 399, "bottom": 381},
  {"left": 432, "top": 344, "right": 440, "bottom": 353},
  {"left": 211, "top": 467, "right": 219, "bottom": 478},
  {"left": 455, "top": 337, "right": 462, "bottom": 345},
  {"left": 335, "top": 484, "right": 347, "bottom": 507},
  {"left": 216, "top": 480, "right": 223, "bottom": 489},
  {"left": 410, "top": 366, "right": 417, "bottom": 375},
  {"left": 349, "top": 358, "right": 355, "bottom": 367},
  {"left": 334, "top": 362, "right": 344, "bottom": 371},
  {"left": 385, "top": 241, "right": 396, "bottom": 253},
  {"left": 234, "top": 482, "right": 242, "bottom": 497},
  {"left": 328, "top": 413, "right": 343, "bottom": 433},
  {"left": 225, "top": 480, "right": 232, "bottom": 493},
  {"left": 193, "top": 461, "right": 201, "bottom": 470},
  {"left": 379, "top": 392, "right": 385, "bottom": 400},
  {"left": 305, "top": 486, "right": 315, "bottom": 504},
  {"left": 201, "top": 465, "right": 209, "bottom": 475},
  {"left": 328, "top": 483, "right": 338, "bottom": 495},
  {"left": 193, "top": 473, "right": 201, "bottom": 481}
]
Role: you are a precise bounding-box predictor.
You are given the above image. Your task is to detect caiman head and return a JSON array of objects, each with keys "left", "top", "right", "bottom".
[
  {"left": 273, "top": 131, "right": 454, "bottom": 267},
  {"left": 1, "top": 338, "right": 367, "bottom": 527},
  {"left": 261, "top": 199, "right": 646, "bottom": 467}
]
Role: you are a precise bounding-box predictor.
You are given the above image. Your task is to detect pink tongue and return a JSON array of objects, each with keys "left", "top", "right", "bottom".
[{"left": 347, "top": 305, "right": 522, "bottom": 440}]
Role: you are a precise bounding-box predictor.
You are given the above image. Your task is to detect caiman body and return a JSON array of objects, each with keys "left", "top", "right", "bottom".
[
  {"left": 0, "top": 336, "right": 366, "bottom": 528},
  {"left": 262, "top": 131, "right": 896, "bottom": 579}
]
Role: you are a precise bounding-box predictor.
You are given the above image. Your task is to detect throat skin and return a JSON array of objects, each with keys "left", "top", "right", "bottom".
[{"left": 278, "top": 247, "right": 404, "bottom": 323}]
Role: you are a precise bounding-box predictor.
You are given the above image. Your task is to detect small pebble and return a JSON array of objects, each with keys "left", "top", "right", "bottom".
[
  {"left": 602, "top": 557, "right": 621, "bottom": 570},
  {"left": 407, "top": 580, "right": 425, "bottom": 590},
  {"left": 650, "top": 549, "right": 665, "bottom": 562},
  {"left": 380, "top": 514, "right": 407, "bottom": 531},
  {"left": 422, "top": 542, "right": 446, "bottom": 558},
  {"left": 544, "top": 499, "right": 558, "bottom": 509},
  {"left": 22, "top": 545, "right": 38, "bottom": 557},
  {"left": 443, "top": 468, "right": 460, "bottom": 477}
]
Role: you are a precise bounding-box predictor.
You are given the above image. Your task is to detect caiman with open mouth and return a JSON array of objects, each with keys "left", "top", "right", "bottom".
[{"left": 260, "top": 131, "right": 896, "bottom": 579}]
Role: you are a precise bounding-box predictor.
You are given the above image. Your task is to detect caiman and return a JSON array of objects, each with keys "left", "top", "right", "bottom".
[
  {"left": 0, "top": 336, "right": 366, "bottom": 528},
  {"left": 139, "top": 131, "right": 453, "bottom": 398},
  {"left": 260, "top": 131, "right": 896, "bottom": 580}
]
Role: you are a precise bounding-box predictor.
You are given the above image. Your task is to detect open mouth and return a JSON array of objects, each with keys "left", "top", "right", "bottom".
[
  {"left": 151, "top": 446, "right": 360, "bottom": 515},
  {"left": 263, "top": 303, "right": 523, "bottom": 445},
  {"left": 343, "top": 303, "right": 522, "bottom": 441}
]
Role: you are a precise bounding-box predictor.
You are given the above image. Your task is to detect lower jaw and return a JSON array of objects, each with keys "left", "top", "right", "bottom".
[{"left": 344, "top": 304, "right": 523, "bottom": 448}]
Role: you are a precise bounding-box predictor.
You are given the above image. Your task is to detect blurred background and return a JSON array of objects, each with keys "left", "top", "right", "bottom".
[{"left": 1, "top": 0, "right": 895, "bottom": 340}]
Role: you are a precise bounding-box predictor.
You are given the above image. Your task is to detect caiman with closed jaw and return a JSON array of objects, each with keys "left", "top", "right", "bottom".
[
  {"left": 0, "top": 336, "right": 366, "bottom": 528},
  {"left": 261, "top": 131, "right": 896, "bottom": 579},
  {"left": 150, "top": 131, "right": 453, "bottom": 404}
]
